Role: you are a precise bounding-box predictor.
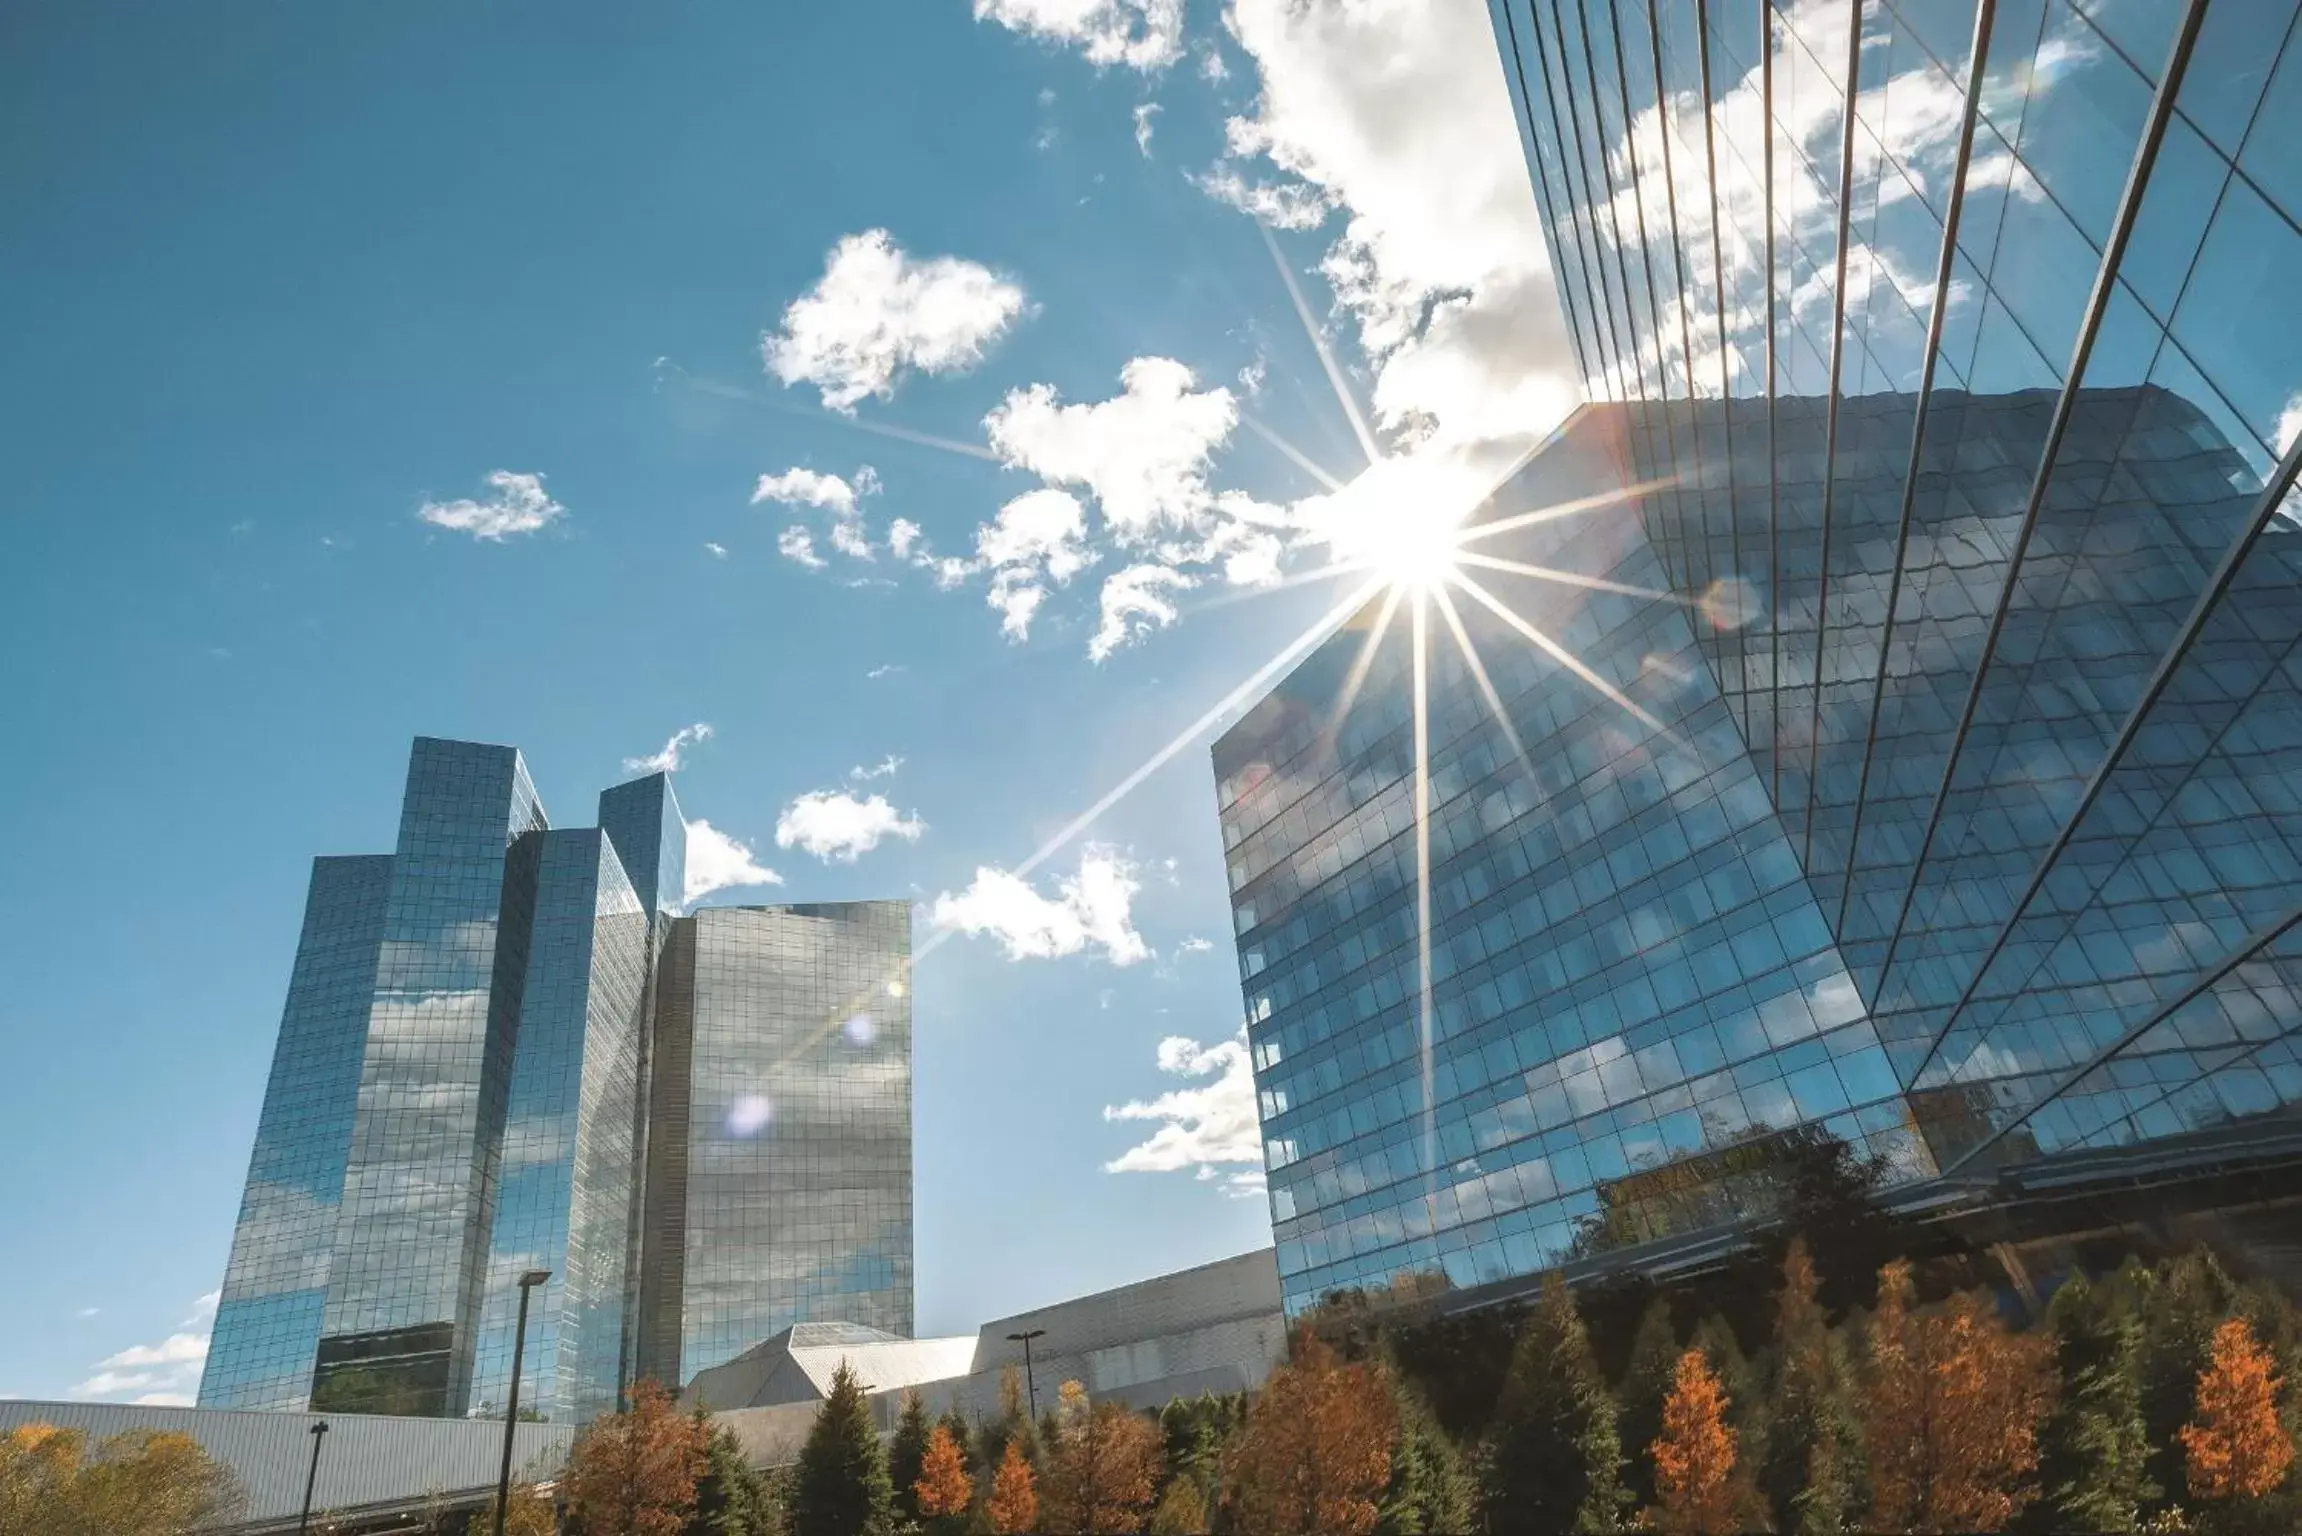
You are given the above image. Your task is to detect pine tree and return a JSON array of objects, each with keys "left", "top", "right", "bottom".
[
  {"left": 2140, "top": 1250, "right": 2242, "bottom": 1509},
  {"left": 2029, "top": 1275, "right": 2155, "bottom": 1534},
  {"left": 985, "top": 1442, "right": 1039, "bottom": 1535},
  {"left": 1617, "top": 1298, "right": 1679, "bottom": 1509},
  {"left": 1480, "top": 1271, "right": 1632, "bottom": 1533},
  {"left": 1758, "top": 1238, "right": 1858, "bottom": 1536},
  {"left": 2180, "top": 1317, "right": 2293, "bottom": 1505},
  {"left": 890, "top": 1390, "right": 933, "bottom": 1528},
  {"left": 692, "top": 1416, "right": 776, "bottom": 1536},
  {"left": 790, "top": 1363, "right": 895, "bottom": 1536},
  {"left": 915, "top": 1423, "right": 974, "bottom": 1527},
  {"left": 1376, "top": 1378, "right": 1477, "bottom": 1536}
]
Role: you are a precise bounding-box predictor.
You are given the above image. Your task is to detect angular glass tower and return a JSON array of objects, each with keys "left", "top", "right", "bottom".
[
  {"left": 1216, "top": 0, "right": 2302, "bottom": 1317},
  {"left": 201, "top": 741, "right": 914, "bottom": 1418},
  {"left": 635, "top": 901, "right": 914, "bottom": 1389}
]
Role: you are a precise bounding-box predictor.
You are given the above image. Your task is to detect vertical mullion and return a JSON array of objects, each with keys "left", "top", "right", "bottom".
[
  {"left": 1693, "top": 0, "right": 1741, "bottom": 735},
  {"left": 1529, "top": 0, "right": 1627, "bottom": 402},
  {"left": 1762, "top": 0, "right": 1782, "bottom": 804},
  {"left": 1795, "top": 0, "right": 1869, "bottom": 871},
  {"left": 1870, "top": 0, "right": 2214, "bottom": 1013},
  {"left": 1834, "top": 0, "right": 2000, "bottom": 943},
  {"left": 1497, "top": 0, "right": 1599, "bottom": 391}
]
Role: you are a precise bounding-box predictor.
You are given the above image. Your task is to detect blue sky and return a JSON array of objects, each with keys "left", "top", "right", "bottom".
[{"left": 0, "top": 0, "right": 1576, "bottom": 1403}]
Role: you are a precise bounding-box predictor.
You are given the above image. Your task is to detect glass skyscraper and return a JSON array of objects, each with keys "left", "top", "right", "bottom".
[
  {"left": 1218, "top": 0, "right": 2302, "bottom": 1317},
  {"left": 200, "top": 739, "right": 914, "bottom": 1419}
]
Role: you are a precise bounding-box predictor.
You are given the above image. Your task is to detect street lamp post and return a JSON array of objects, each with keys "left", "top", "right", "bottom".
[
  {"left": 1004, "top": 1329, "right": 1047, "bottom": 1423},
  {"left": 295, "top": 1420, "right": 327, "bottom": 1535},
  {"left": 493, "top": 1268, "right": 552, "bottom": 1536}
]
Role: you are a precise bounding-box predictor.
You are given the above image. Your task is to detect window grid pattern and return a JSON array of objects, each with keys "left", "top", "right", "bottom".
[
  {"left": 1482, "top": 0, "right": 2302, "bottom": 1182},
  {"left": 200, "top": 855, "right": 394, "bottom": 1411},
  {"left": 655, "top": 902, "right": 913, "bottom": 1385}
]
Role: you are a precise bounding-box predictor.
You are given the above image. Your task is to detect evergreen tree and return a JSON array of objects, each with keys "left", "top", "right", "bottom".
[
  {"left": 2028, "top": 1275, "right": 2156, "bottom": 1534},
  {"left": 1147, "top": 1476, "right": 1208, "bottom": 1536},
  {"left": 1758, "top": 1238, "right": 1858, "bottom": 1536},
  {"left": 790, "top": 1363, "right": 895, "bottom": 1536},
  {"left": 692, "top": 1416, "right": 776, "bottom": 1536},
  {"left": 1480, "top": 1271, "right": 1632, "bottom": 1533},
  {"left": 1617, "top": 1298, "right": 1679, "bottom": 1509},
  {"left": 979, "top": 1366, "right": 1038, "bottom": 1480},
  {"left": 889, "top": 1391, "right": 932, "bottom": 1528},
  {"left": 1377, "top": 1378, "right": 1477, "bottom": 1536},
  {"left": 2140, "top": 1250, "right": 2243, "bottom": 1510}
]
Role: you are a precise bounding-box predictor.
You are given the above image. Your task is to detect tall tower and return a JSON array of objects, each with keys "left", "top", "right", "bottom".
[{"left": 200, "top": 742, "right": 915, "bottom": 1419}]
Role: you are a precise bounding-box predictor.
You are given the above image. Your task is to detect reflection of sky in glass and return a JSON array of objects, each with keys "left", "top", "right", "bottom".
[
  {"left": 1218, "top": 0, "right": 2302, "bottom": 1315},
  {"left": 646, "top": 901, "right": 912, "bottom": 1385}
]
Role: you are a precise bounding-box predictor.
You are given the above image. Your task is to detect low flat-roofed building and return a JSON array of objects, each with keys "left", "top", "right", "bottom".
[
  {"left": 0, "top": 1398, "right": 572, "bottom": 1533},
  {"left": 684, "top": 1247, "right": 1287, "bottom": 1437}
]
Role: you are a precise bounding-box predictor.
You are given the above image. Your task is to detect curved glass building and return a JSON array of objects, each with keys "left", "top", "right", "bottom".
[{"left": 1218, "top": 0, "right": 2302, "bottom": 1317}]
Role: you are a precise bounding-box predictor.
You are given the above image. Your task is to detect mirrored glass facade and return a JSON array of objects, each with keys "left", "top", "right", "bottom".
[
  {"left": 1219, "top": 0, "right": 2302, "bottom": 1316},
  {"left": 202, "top": 743, "right": 914, "bottom": 1420},
  {"left": 636, "top": 901, "right": 913, "bottom": 1388}
]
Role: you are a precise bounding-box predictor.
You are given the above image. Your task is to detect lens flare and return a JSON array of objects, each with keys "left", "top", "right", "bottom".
[{"left": 725, "top": 1094, "right": 773, "bottom": 1137}]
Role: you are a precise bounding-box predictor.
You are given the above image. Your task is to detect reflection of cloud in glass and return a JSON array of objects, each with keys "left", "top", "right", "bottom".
[
  {"left": 842, "top": 1013, "right": 876, "bottom": 1046},
  {"left": 725, "top": 1094, "right": 773, "bottom": 1137}
]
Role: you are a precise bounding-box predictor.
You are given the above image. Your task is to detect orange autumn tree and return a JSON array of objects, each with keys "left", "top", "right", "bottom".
[
  {"left": 561, "top": 1379, "right": 709, "bottom": 1536},
  {"left": 1224, "top": 1326, "right": 1398, "bottom": 1536},
  {"left": 1649, "top": 1348, "right": 1751, "bottom": 1535},
  {"left": 986, "top": 1440, "right": 1040, "bottom": 1534},
  {"left": 915, "top": 1421, "right": 975, "bottom": 1522},
  {"left": 1862, "top": 1260, "right": 2056, "bottom": 1534},
  {"left": 2179, "top": 1316, "right": 2294, "bottom": 1503},
  {"left": 1040, "top": 1382, "right": 1163, "bottom": 1535}
]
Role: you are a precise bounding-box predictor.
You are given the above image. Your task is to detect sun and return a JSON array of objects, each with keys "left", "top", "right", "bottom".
[{"left": 1312, "top": 455, "right": 1480, "bottom": 593}]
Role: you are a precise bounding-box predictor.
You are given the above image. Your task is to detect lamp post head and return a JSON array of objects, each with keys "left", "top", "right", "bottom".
[
  {"left": 309, "top": 1420, "right": 328, "bottom": 1438},
  {"left": 1005, "top": 1329, "right": 1044, "bottom": 1343},
  {"left": 519, "top": 1269, "right": 552, "bottom": 1290}
]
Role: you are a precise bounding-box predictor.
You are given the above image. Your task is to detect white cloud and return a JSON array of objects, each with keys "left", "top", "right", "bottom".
[
  {"left": 973, "top": 487, "right": 1097, "bottom": 641},
  {"left": 1090, "top": 562, "right": 1197, "bottom": 661},
  {"left": 778, "top": 526, "right": 827, "bottom": 570},
  {"left": 1197, "top": 40, "right": 1230, "bottom": 82},
  {"left": 705, "top": 541, "right": 729, "bottom": 558},
  {"left": 683, "top": 820, "right": 784, "bottom": 906},
  {"left": 1206, "top": 0, "right": 1579, "bottom": 456},
  {"left": 764, "top": 230, "right": 1028, "bottom": 413},
  {"left": 1103, "top": 1030, "right": 1263, "bottom": 1193},
  {"left": 851, "top": 754, "right": 903, "bottom": 780},
  {"left": 624, "top": 722, "right": 714, "bottom": 775},
  {"left": 931, "top": 846, "right": 1149, "bottom": 964},
  {"left": 866, "top": 663, "right": 904, "bottom": 680},
  {"left": 775, "top": 790, "right": 927, "bottom": 863},
  {"left": 417, "top": 470, "right": 565, "bottom": 541},
  {"left": 71, "top": 1292, "right": 219, "bottom": 1403},
  {"left": 975, "top": 0, "right": 1185, "bottom": 71},
  {"left": 756, "top": 465, "right": 881, "bottom": 560},
  {"left": 888, "top": 518, "right": 924, "bottom": 560},
  {"left": 1133, "top": 102, "right": 1162, "bottom": 157},
  {"left": 1176, "top": 935, "right": 1214, "bottom": 954},
  {"left": 752, "top": 465, "right": 872, "bottom": 515},
  {"left": 985, "top": 358, "right": 1238, "bottom": 539}
]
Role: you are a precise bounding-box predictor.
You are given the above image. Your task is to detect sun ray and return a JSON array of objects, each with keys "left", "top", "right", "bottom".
[
  {"left": 1454, "top": 548, "right": 1696, "bottom": 605},
  {"left": 1431, "top": 582, "right": 1541, "bottom": 788},
  {"left": 1241, "top": 412, "right": 1350, "bottom": 494},
  {"left": 1455, "top": 475, "right": 1678, "bottom": 546},
  {"left": 1015, "top": 573, "right": 1391, "bottom": 879},
  {"left": 1447, "top": 569, "right": 1678, "bottom": 742},
  {"left": 1186, "top": 557, "right": 1374, "bottom": 613},
  {"left": 1319, "top": 584, "right": 1405, "bottom": 749},
  {"left": 1410, "top": 592, "right": 1439, "bottom": 1225},
  {"left": 1259, "top": 222, "right": 1379, "bottom": 469},
  {"left": 657, "top": 360, "right": 1000, "bottom": 462}
]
